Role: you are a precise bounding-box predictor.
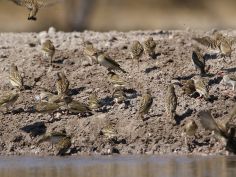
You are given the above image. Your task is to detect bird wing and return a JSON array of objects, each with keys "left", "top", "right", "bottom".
[
  {"left": 193, "top": 36, "right": 217, "bottom": 49},
  {"left": 8, "top": 0, "right": 24, "bottom": 6},
  {"left": 198, "top": 110, "right": 222, "bottom": 134},
  {"left": 105, "top": 55, "right": 121, "bottom": 67}
]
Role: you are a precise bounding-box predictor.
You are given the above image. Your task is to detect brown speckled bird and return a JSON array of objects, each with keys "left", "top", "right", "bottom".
[
  {"left": 63, "top": 97, "right": 91, "bottom": 114},
  {"left": 130, "top": 41, "right": 144, "bottom": 70},
  {"left": 88, "top": 92, "right": 101, "bottom": 110},
  {"left": 165, "top": 84, "right": 177, "bottom": 121},
  {"left": 56, "top": 72, "right": 69, "bottom": 96},
  {"left": 143, "top": 37, "right": 156, "bottom": 58},
  {"left": 182, "top": 119, "right": 198, "bottom": 144},
  {"left": 83, "top": 41, "right": 99, "bottom": 64},
  {"left": 191, "top": 47, "right": 206, "bottom": 76},
  {"left": 9, "top": 0, "right": 62, "bottom": 20},
  {"left": 112, "top": 88, "right": 126, "bottom": 104},
  {"left": 108, "top": 71, "right": 126, "bottom": 89},
  {"left": 198, "top": 110, "right": 235, "bottom": 144},
  {"left": 138, "top": 89, "right": 153, "bottom": 120},
  {"left": 193, "top": 76, "right": 209, "bottom": 100},
  {"left": 42, "top": 39, "right": 55, "bottom": 65},
  {"left": 34, "top": 102, "right": 61, "bottom": 118},
  {"left": 9, "top": 64, "right": 23, "bottom": 90},
  {"left": 181, "top": 79, "right": 196, "bottom": 95},
  {"left": 97, "top": 52, "right": 126, "bottom": 73},
  {"left": 0, "top": 92, "right": 19, "bottom": 112}
]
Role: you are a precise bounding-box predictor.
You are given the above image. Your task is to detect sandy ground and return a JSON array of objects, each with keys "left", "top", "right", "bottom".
[{"left": 0, "top": 29, "right": 236, "bottom": 156}]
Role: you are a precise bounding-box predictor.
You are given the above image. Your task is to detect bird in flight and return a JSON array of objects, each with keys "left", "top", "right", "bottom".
[{"left": 8, "top": 0, "right": 63, "bottom": 20}]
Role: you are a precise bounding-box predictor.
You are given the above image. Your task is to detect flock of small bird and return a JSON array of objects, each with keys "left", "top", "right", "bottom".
[{"left": 3, "top": 0, "right": 236, "bottom": 155}]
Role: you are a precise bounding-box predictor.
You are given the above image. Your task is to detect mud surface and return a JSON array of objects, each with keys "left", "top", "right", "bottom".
[{"left": 0, "top": 29, "right": 236, "bottom": 156}]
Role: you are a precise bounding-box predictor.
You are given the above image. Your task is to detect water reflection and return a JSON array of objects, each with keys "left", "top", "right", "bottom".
[{"left": 0, "top": 156, "right": 236, "bottom": 177}]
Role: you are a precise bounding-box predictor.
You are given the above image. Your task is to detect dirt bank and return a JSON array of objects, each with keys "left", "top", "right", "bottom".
[{"left": 0, "top": 29, "right": 236, "bottom": 156}]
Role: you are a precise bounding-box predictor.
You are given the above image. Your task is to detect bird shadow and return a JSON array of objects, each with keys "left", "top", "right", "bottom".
[
  {"left": 204, "top": 53, "right": 218, "bottom": 61},
  {"left": 222, "top": 67, "right": 236, "bottom": 73},
  {"left": 145, "top": 66, "right": 159, "bottom": 74},
  {"left": 208, "top": 76, "right": 222, "bottom": 86},
  {"left": 175, "top": 108, "right": 193, "bottom": 125},
  {"left": 20, "top": 121, "right": 47, "bottom": 137},
  {"left": 174, "top": 74, "right": 195, "bottom": 81},
  {"left": 68, "top": 87, "right": 86, "bottom": 96},
  {"left": 124, "top": 88, "right": 138, "bottom": 99},
  {"left": 100, "top": 96, "right": 114, "bottom": 107}
]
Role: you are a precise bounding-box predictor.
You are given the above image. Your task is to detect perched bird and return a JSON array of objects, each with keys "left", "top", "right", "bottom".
[
  {"left": 63, "top": 97, "right": 91, "bottom": 115},
  {"left": 56, "top": 72, "right": 69, "bottom": 96},
  {"left": 9, "top": 64, "right": 23, "bottom": 90},
  {"left": 56, "top": 137, "right": 72, "bottom": 156},
  {"left": 0, "top": 92, "right": 19, "bottom": 112},
  {"left": 97, "top": 53, "right": 126, "bottom": 73},
  {"left": 216, "top": 34, "right": 233, "bottom": 59},
  {"left": 9, "top": 0, "right": 63, "bottom": 20},
  {"left": 165, "top": 84, "right": 178, "bottom": 121},
  {"left": 130, "top": 41, "right": 144, "bottom": 70},
  {"left": 108, "top": 71, "right": 126, "bottom": 89},
  {"left": 112, "top": 88, "right": 126, "bottom": 104},
  {"left": 191, "top": 47, "right": 206, "bottom": 76},
  {"left": 182, "top": 119, "right": 198, "bottom": 144},
  {"left": 38, "top": 131, "right": 67, "bottom": 147},
  {"left": 38, "top": 131, "right": 71, "bottom": 155},
  {"left": 193, "top": 76, "right": 209, "bottom": 100},
  {"left": 199, "top": 110, "right": 236, "bottom": 153},
  {"left": 88, "top": 92, "right": 101, "bottom": 110},
  {"left": 41, "top": 39, "right": 55, "bottom": 65},
  {"left": 100, "top": 124, "right": 118, "bottom": 140},
  {"left": 198, "top": 110, "right": 234, "bottom": 140},
  {"left": 83, "top": 41, "right": 99, "bottom": 64},
  {"left": 138, "top": 89, "right": 153, "bottom": 120},
  {"left": 34, "top": 102, "right": 61, "bottom": 117},
  {"left": 193, "top": 33, "right": 233, "bottom": 60},
  {"left": 181, "top": 79, "right": 196, "bottom": 95},
  {"left": 183, "top": 119, "right": 198, "bottom": 136},
  {"left": 143, "top": 37, "right": 156, "bottom": 58}
]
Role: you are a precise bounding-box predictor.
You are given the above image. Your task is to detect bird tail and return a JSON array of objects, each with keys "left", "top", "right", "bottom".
[{"left": 120, "top": 68, "right": 127, "bottom": 73}]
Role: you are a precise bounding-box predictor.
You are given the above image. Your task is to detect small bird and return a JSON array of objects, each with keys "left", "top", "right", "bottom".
[
  {"left": 198, "top": 110, "right": 236, "bottom": 153},
  {"left": 56, "top": 137, "right": 72, "bottom": 156},
  {"left": 41, "top": 39, "right": 55, "bottom": 65},
  {"left": 63, "top": 97, "right": 91, "bottom": 115},
  {"left": 165, "top": 84, "right": 178, "bottom": 121},
  {"left": 191, "top": 47, "right": 206, "bottom": 76},
  {"left": 143, "top": 37, "right": 156, "bottom": 58},
  {"left": 9, "top": 0, "right": 63, "bottom": 20},
  {"left": 198, "top": 110, "right": 232, "bottom": 139},
  {"left": 130, "top": 41, "right": 144, "bottom": 70},
  {"left": 83, "top": 41, "right": 99, "bottom": 64},
  {"left": 100, "top": 124, "right": 118, "bottom": 141},
  {"left": 216, "top": 34, "right": 233, "bottom": 59},
  {"left": 38, "top": 131, "right": 67, "bottom": 147},
  {"left": 193, "top": 36, "right": 218, "bottom": 49},
  {"left": 108, "top": 71, "right": 126, "bottom": 89},
  {"left": 112, "top": 88, "right": 126, "bottom": 104},
  {"left": 0, "top": 92, "right": 19, "bottom": 112},
  {"left": 138, "top": 89, "right": 153, "bottom": 120},
  {"left": 34, "top": 102, "right": 61, "bottom": 118},
  {"left": 9, "top": 64, "right": 23, "bottom": 90},
  {"left": 193, "top": 76, "right": 209, "bottom": 100},
  {"left": 181, "top": 79, "right": 196, "bottom": 95},
  {"left": 193, "top": 33, "right": 233, "bottom": 60},
  {"left": 183, "top": 119, "right": 198, "bottom": 136},
  {"left": 182, "top": 119, "right": 198, "bottom": 144},
  {"left": 97, "top": 53, "right": 126, "bottom": 73},
  {"left": 88, "top": 92, "right": 101, "bottom": 110},
  {"left": 56, "top": 72, "right": 69, "bottom": 96}
]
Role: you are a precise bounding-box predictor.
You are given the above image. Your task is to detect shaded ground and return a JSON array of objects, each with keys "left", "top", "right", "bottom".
[{"left": 0, "top": 30, "right": 236, "bottom": 156}]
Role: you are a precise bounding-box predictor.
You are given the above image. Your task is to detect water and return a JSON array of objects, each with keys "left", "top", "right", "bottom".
[{"left": 0, "top": 156, "right": 236, "bottom": 177}]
